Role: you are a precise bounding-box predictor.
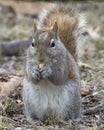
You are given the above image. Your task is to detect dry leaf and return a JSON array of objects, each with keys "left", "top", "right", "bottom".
[
  {"left": 0, "top": 74, "right": 21, "bottom": 100},
  {"left": 81, "top": 89, "right": 92, "bottom": 96}
]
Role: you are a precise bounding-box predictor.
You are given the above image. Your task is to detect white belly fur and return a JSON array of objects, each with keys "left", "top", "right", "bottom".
[{"left": 23, "top": 78, "right": 73, "bottom": 120}]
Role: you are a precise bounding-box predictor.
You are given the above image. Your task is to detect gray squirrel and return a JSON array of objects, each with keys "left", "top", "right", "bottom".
[{"left": 23, "top": 5, "right": 86, "bottom": 122}]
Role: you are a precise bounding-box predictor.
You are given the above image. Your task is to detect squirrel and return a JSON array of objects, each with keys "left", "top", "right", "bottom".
[{"left": 23, "top": 5, "right": 86, "bottom": 122}]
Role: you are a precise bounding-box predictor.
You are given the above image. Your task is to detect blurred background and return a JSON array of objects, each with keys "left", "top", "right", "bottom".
[
  {"left": 0, "top": 0, "right": 104, "bottom": 130},
  {"left": 0, "top": 0, "right": 104, "bottom": 76}
]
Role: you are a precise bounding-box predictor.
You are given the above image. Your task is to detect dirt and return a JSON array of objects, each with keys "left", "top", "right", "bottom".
[{"left": 0, "top": 1, "right": 104, "bottom": 130}]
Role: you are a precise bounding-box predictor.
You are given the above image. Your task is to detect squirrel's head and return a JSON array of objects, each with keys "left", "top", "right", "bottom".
[{"left": 27, "top": 21, "right": 65, "bottom": 67}]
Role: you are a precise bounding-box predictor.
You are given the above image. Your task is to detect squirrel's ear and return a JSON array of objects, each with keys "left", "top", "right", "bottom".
[
  {"left": 52, "top": 22, "right": 58, "bottom": 35},
  {"left": 34, "top": 20, "right": 37, "bottom": 33}
]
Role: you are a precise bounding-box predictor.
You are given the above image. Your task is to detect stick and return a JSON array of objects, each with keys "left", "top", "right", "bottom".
[{"left": 83, "top": 100, "right": 104, "bottom": 114}]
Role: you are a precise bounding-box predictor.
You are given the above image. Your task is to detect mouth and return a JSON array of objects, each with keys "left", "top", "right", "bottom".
[{"left": 38, "top": 64, "right": 45, "bottom": 80}]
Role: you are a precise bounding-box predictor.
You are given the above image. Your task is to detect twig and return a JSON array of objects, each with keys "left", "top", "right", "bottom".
[
  {"left": 83, "top": 99, "right": 104, "bottom": 114},
  {"left": 0, "top": 115, "right": 41, "bottom": 130}
]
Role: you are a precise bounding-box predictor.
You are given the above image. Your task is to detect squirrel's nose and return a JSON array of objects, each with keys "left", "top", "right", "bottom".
[
  {"left": 37, "top": 51, "right": 46, "bottom": 63},
  {"left": 38, "top": 56, "right": 44, "bottom": 63},
  {"left": 38, "top": 54, "right": 45, "bottom": 63}
]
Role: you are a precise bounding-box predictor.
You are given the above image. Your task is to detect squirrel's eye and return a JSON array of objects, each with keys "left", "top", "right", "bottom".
[
  {"left": 31, "top": 39, "right": 35, "bottom": 47},
  {"left": 31, "top": 42, "right": 34, "bottom": 47},
  {"left": 50, "top": 39, "right": 55, "bottom": 47}
]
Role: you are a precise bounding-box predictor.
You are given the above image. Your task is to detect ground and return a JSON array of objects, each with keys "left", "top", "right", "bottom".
[{"left": 0, "top": 1, "right": 104, "bottom": 130}]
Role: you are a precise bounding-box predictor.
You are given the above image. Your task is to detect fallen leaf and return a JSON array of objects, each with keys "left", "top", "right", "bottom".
[
  {"left": 0, "top": 74, "right": 21, "bottom": 100},
  {"left": 81, "top": 89, "right": 92, "bottom": 96}
]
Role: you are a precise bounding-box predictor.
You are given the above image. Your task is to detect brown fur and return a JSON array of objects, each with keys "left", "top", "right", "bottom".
[{"left": 40, "top": 6, "right": 80, "bottom": 60}]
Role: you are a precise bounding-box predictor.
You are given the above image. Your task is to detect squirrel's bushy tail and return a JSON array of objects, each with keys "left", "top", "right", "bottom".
[{"left": 37, "top": 5, "right": 86, "bottom": 60}]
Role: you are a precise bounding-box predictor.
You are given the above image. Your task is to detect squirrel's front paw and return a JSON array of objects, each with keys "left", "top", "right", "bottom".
[
  {"left": 40, "top": 67, "right": 52, "bottom": 79},
  {"left": 31, "top": 67, "right": 41, "bottom": 83}
]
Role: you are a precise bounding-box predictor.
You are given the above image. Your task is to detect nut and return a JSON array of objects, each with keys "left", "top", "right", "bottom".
[{"left": 39, "top": 63, "right": 44, "bottom": 70}]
